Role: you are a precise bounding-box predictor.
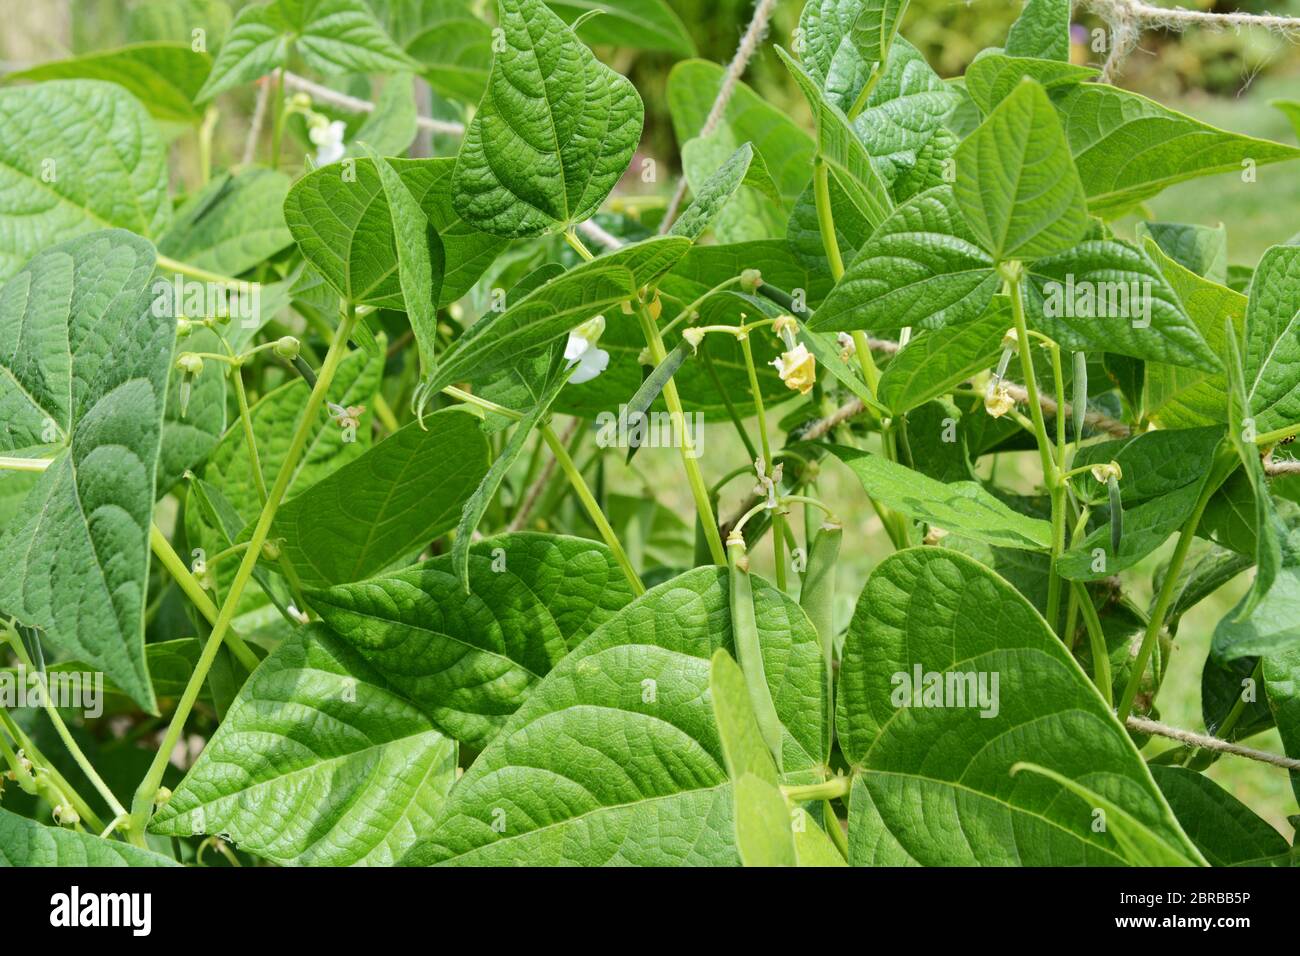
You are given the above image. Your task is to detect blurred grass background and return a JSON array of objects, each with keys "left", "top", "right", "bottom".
[{"left": 3, "top": 0, "right": 1298, "bottom": 834}]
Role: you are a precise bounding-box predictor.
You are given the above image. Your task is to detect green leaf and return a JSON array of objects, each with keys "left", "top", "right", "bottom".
[
  {"left": 1010, "top": 763, "right": 1203, "bottom": 866},
  {"left": 159, "top": 169, "right": 293, "bottom": 278},
  {"left": 876, "top": 295, "right": 1010, "bottom": 414},
  {"left": 1052, "top": 84, "right": 1300, "bottom": 219},
  {"left": 452, "top": 0, "right": 643, "bottom": 237},
  {"left": 6, "top": 42, "right": 212, "bottom": 125},
  {"left": 1005, "top": 0, "right": 1069, "bottom": 61},
  {"left": 0, "top": 231, "right": 170, "bottom": 711},
  {"left": 408, "top": 566, "right": 828, "bottom": 865},
  {"left": 1213, "top": 563, "right": 1300, "bottom": 661},
  {"left": 851, "top": 0, "right": 910, "bottom": 66},
  {"left": 0, "top": 808, "right": 178, "bottom": 866},
  {"left": 1150, "top": 765, "right": 1291, "bottom": 866},
  {"left": 426, "top": 236, "right": 689, "bottom": 395},
  {"left": 797, "top": 0, "right": 870, "bottom": 108},
  {"left": 669, "top": 143, "right": 757, "bottom": 241},
  {"left": 1262, "top": 646, "right": 1300, "bottom": 803},
  {"left": 284, "top": 157, "right": 507, "bottom": 309},
  {"left": 964, "top": 53, "right": 1096, "bottom": 115},
  {"left": 1142, "top": 238, "right": 1247, "bottom": 428},
  {"left": 1273, "top": 99, "right": 1300, "bottom": 141},
  {"left": 369, "top": 0, "right": 492, "bottom": 102},
  {"left": 797, "top": 324, "right": 888, "bottom": 416},
  {"left": 198, "top": 0, "right": 417, "bottom": 101},
  {"left": 852, "top": 39, "right": 960, "bottom": 189},
  {"left": 828, "top": 446, "right": 1052, "bottom": 549},
  {"left": 550, "top": 0, "right": 695, "bottom": 57},
  {"left": 776, "top": 46, "right": 893, "bottom": 231},
  {"left": 149, "top": 624, "right": 457, "bottom": 865},
  {"left": 837, "top": 548, "right": 1202, "bottom": 866},
  {"left": 0, "top": 81, "right": 171, "bottom": 281},
  {"left": 312, "top": 532, "right": 636, "bottom": 748},
  {"left": 360, "top": 145, "right": 442, "bottom": 381},
  {"left": 452, "top": 350, "right": 569, "bottom": 589},
  {"left": 1244, "top": 245, "right": 1300, "bottom": 435},
  {"left": 1024, "top": 239, "right": 1219, "bottom": 371},
  {"left": 269, "top": 411, "right": 489, "bottom": 588},
  {"left": 954, "top": 80, "right": 1088, "bottom": 262},
  {"left": 1137, "top": 220, "right": 1228, "bottom": 285},
  {"left": 809, "top": 185, "right": 998, "bottom": 334}
]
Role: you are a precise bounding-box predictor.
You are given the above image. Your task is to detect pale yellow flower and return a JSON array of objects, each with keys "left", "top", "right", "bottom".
[{"left": 771, "top": 343, "right": 816, "bottom": 395}]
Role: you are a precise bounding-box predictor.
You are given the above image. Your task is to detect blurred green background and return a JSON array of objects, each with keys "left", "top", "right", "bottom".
[{"left": 2, "top": 0, "right": 1297, "bottom": 836}]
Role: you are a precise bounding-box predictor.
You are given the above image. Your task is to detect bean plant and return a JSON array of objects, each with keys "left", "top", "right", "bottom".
[{"left": 1, "top": 0, "right": 1299, "bottom": 869}]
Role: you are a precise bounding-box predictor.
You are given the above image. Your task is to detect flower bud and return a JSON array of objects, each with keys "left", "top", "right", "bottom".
[
  {"left": 155, "top": 786, "right": 173, "bottom": 807},
  {"left": 176, "top": 317, "right": 193, "bottom": 338},
  {"left": 261, "top": 538, "right": 282, "bottom": 561},
  {"left": 176, "top": 352, "right": 204, "bottom": 376},
  {"left": 52, "top": 804, "right": 79, "bottom": 827},
  {"left": 739, "top": 269, "right": 762, "bottom": 293},
  {"left": 273, "top": 335, "right": 301, "bottom": 360},
  {"left": 836, "top": 332, "right": 856, "bottom": 362}
]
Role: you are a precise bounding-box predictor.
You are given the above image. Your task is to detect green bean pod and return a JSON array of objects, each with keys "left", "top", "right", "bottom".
[
  {"left": 727, "top": 533, "right": 784, "bottom": 769},
  {"left": 1072, "top": 351, "right": 1088, "bottom": 445},
  {"left": 800, "top": 520, "right": 842, "bottom": 755},
  {"left": 1108, "top": 473, "right": 1123, "bottom": 555}
]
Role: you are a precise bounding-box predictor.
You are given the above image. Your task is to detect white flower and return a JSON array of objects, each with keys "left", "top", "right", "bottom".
[
  {"left": 564, "top": 315, "right": 609, "bottom": 384},
  {"left": 309, "top": 119, "right": 347, "bottom": 166}
]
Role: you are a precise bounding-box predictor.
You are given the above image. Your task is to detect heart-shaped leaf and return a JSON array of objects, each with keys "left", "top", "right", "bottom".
[
  {"left": 452, "top": 0, "right": 643, "bottom": 237},
  {"left": 0, "top": 230, "right": 171, "bottom": 711},
  {"left": 954, "top": 80, "right": 1088, "bottom": 262},
  {"left": 837, "top": 547, "right": 1203, "bottom": 865},
  {"left": 0, "top": 809, "right": 178, "bottom": 866}
]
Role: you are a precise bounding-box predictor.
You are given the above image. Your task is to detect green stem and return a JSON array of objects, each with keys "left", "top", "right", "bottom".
[
  {"left": 634, "top": 304, "right": 727, "bottom": 565},
  {"left": 783, "top": 776, "right": 852, "bottom": 801},
  {"left": 822, "top": 799, "right": 850, "bottom": 860},
  {"left": 1005, "top": 265, "right": 1065, "bottom": 630},
  {"left": 541, "top": 424, "right": 645, "bottom": 596},
  {"left": 812, "top": 159, "right": 845, "bottom": 281},
  {"left": 0, "top": 456, "right": 51, "bottom": 473},
  {"left": 1115, "top": 450, "right": 1234, "bottom": 723},
  {"left": 1072, "top": 582, "right": 1112, "bottom": 706},
  {"left": 739, "top": 330, "right": 786, "bottom": 589},
  {"left": 846, "top": 62, "right": 884, "bottom": 121},
  {"left": 564, "top": 227, "right": 595, "bottom": 261},
  {"left": 2, "top": 626, "right": 128, "bottom": 819},
  {"left": 198, "top": 106, "right": 218, "bottom": 187},
  {"left": 128, "top": 304, "right": 362, "bottom": 843},
  {"left": 154, "top": 254, "right": 245, "bottom": 287},
  {"left": 1255, "top": 421, "right": 1300, "bottom": 446},
  {"left": 148, "top": 526, "right": 260, "bottom": 673},
  {"left": 269, "top": 68, "right": 285, "bottom": 171}
]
